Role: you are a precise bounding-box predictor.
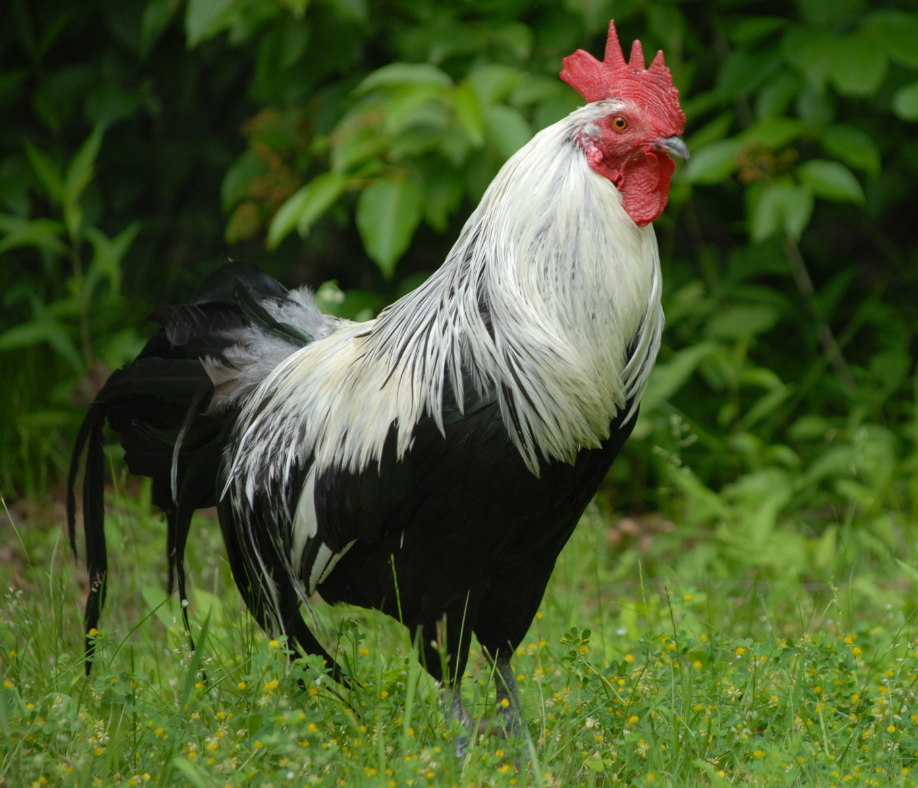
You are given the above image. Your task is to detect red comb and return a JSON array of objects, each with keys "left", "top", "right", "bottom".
[{"left": 560, "top": 20, "right": 684, "bottom": 131}]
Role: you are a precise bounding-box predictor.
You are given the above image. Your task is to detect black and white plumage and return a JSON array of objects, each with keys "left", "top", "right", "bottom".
[{"left": 68, "top": 20, "right": 687, "bottom": 748}]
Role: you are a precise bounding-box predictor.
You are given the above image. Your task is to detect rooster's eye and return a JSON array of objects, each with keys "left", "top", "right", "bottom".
[{"left": 612, "top": 116, "right": 628, "bottom": 130}]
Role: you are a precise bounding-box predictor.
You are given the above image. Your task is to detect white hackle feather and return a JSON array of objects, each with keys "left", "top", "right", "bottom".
[{"left": 226, "top": 99, "right": 661, "bottom": 483}]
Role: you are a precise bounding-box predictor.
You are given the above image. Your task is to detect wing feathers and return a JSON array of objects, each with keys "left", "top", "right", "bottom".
[{"left": 291, "top": 467, "right": 318, "bottom": 569}]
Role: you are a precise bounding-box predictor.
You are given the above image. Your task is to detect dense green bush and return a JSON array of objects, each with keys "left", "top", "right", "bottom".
[{"left": 2, "top": 0, "right": 917, "bottom": 583}]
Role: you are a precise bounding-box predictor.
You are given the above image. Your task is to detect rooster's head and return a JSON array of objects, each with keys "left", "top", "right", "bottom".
[{"left": 560, "top": 21, "right": 688, "bottom": 227}]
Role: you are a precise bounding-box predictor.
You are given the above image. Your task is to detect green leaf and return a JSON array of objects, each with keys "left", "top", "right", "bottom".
[
  {"left": 0, "top": 317, "right": 83, "bottom": 372},
  {"left": 85, "top": 84, "right": 141, "bottom": 127},
  {"left": 797, "top": 160, "right": 863, "bottom": 203},
  {"left": 896, "top": 559, "right": 918, "bottom": 589},
  {"left": 62, "top": 200, "right": 83, "bottom": 244},
  {"left": 330, "top": 125, "right": 387, "bottom": 174},
  {"left": 467, "top": 64, "right": 522, "bottom": 106},
  {"left": 141, "top": 0, "right": 177, "bottom": 54},
  {"left": 681, "top": 90, "right": 726, "bottom": 122},
  {"left": 0, "top": 158, "right": 32, "bottom": 215},
  {"left": 452, "top": 82, "right": 485, "bottom": 148},
  {"left": 728, "top": 17, "right": 788, "bottom": 45},
  {"left": 221, "top": 151, "right": 267, "bottom": 212},
  {"left": 685, "top": 112, "right": 735, "bottom": 151},
  {"left": 748, "top": 183, "right": 781, "bottom": 241},
  {"left": 85, "top": 222, "right": 140, "bottom": 297},
  {"left": 511, "top": 75, "right": 565, "bottom": 108},
  {"left": 667, "top": 465, "right": 731, "bottom": 522},
  {"left": 739, "top": 385, "right": 793, "bottom": 431},
  {"left": 185, "top": 0, "right": 234, "bottom": 47},
  {"left": 707, "top": 305, "right": 781, "bottom": 339},
  {"left": 356, "top": 63, "right": 452, "bottom": 94},
  {"left": 798, "top": 0, "right": 865, "bottom": 25},
  {"left": 739, "top": 118, "right": 805, "bottom": 150},
  {"left": 717, "top": 50, "right": 779, "bottom": 99},
  {"left": 170, "top": 757, "right": 208, "bottom": 788},
  {"left": 806, "top": 445, "right": 858, "bottom": 483},
  {"left": 141, "top": 586, "right": 182, "bottom": 631},
  {"left": 0, "top": 69, "right": 28, "bottom": 104},
  {"left": 177, "top": 613, "right": 211, "bottom": 719},
  {"left": 324, "top": 0, "right": 366, "bottom": 22},
  {"left": 740, "top": 367, "right": 783, "bottom": 390},
  {"left": 684, "top": 140, "right": 743, "bottom": 184},
  {"left": 63, "top": 128, "right": 103, "bottom": 238},
  {"left": 423, "top": 169, "right": 464, "bottom": 232},
  {"left": 782, "top": 28, "right": 833, "bottom": 92},
  {"left": 0, "top": 215, "right": 66, "bottom": 256},
  {"left": 796, "top": 85, "right": 835, "bottom": 126},
  {"left": 862, "top": 11, "right": 918, "bottom": 69},
  {"left": 781, "top": 184, "right": 815, "bottom": 239},
  {"left": 257, "top": 18, "right": 310, "bottom": 74},
  {"left": 755, "top": 72, "right": 800, "bottom": 120},
  {"left": 788, "top": 414, "right": 831, "bottom": 441},
  {"left": 827, "top": 33, "right": 888, "bottom": 97},
  {"left": 749, "top": 180, "right": 814, "bottom": 241},
  {"left": 383, "top": 87, "right": 448, "bottom": 135},
  {"left": 390, "top": 117, "right": 453, "bottom": 160},
  {"left": 356, "top": 176, "right": 422, "bottom": 278},
  {"left": 892, "top": 82, "right": 918, "bottom": 122},
  {"left": 25, "top": 141, "right": 63, "bottom": 202},
  {"left": 281, "top": 0, "right": 311, "bottom": 17},
  {"left": 490, "top": 22, "right": 533, "bottom": 61},
  {"left": 641, "top": 342, "right": 718, "bottom": 411},
  {"left": 818, "top": 126, "right": 880, "bottom": 175},
  {"left": 484, "top": 105, "right": 531, "bottom": 161},
  {"left": 268, "top": 172, "right": 348, "bottom": 248},
  {"left": 64, "top": 126, "right": 105, "bottom": 208}
]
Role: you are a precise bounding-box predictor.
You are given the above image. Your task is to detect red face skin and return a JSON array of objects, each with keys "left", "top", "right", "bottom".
[
  {"left": 580, "top": 108, "right": 678, "bottom": 228},
  {"left": 559, "top": 21, "right": 686, "bottom": 227}
]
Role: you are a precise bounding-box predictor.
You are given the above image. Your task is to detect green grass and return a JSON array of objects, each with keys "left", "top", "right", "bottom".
[{"left": 2, "top": 483, "right": 918, "bottom": 788}]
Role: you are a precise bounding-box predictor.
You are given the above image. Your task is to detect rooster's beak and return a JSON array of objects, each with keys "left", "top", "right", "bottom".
[{"left": 654, "top": 136, "right": 690, "bottom": 161}]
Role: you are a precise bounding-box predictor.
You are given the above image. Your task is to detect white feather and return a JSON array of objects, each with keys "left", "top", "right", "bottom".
[
  {"left": 308, "top": 540, "right": 356, "bottom": 595},
  {"left": 291, "top": 467, "right": 317, "bottom": 569}
]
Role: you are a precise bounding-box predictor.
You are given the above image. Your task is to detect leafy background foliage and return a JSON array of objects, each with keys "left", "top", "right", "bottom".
[
  {"left": 2, "top": 0, "right": 918, "bottom": 783},
  {"left": 4, "top": 0, "right": 917, "bottom": 554}
]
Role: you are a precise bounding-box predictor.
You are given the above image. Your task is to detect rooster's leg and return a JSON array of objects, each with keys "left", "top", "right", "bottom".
[
  {"left": 442, "top": 682, "right": 473, "bottom": 762},
  {"left": 489, "top": 652, "right": 525, "bottom": 739}
]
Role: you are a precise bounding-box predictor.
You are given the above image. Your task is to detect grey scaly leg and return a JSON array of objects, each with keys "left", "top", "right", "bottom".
[
  {"left": 484, "top": 650, "right": 538, "bottom": 770},
  {"left": 491, "top": 652, "right": 525, "bottom": 738},
  {"left": 442, "top": 682, "right": 472, "bottom": 763}
]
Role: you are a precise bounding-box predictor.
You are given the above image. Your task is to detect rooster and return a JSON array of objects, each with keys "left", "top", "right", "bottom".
[{"left": 68, "top": 20, "right": 686, "bottom": 748}]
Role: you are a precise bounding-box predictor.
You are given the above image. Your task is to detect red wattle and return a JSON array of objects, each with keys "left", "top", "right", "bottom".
[{"left": 620, "top": 151, "right": 674, "bottom": 227}]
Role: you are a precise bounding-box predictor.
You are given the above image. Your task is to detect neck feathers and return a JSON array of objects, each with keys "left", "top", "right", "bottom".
[
  {"left": 230, "top": 106, "right": 663, "bottom": 482},
  {"left": 366, "top": 105, "right": 663, "bottom": 471}
]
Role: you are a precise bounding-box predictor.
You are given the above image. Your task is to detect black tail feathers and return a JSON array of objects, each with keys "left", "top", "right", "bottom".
[{"left": 68, "top": 262, "right": 348, "bottom": 683}]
